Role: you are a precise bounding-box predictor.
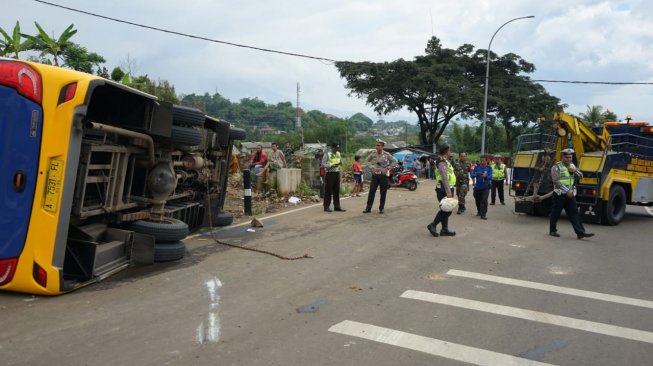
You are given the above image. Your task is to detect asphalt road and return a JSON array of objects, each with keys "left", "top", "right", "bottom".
[{"left": 1, "top": 179, "right": 652, "bottom": 366}]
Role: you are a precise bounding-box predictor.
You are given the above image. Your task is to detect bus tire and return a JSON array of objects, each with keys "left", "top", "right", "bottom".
[
  {"left": 172, "top": 105, "right": 205, "bottom": 127},
  {"left": 169, "top": 125, "right": 202, "bottom": 146},
  {"left": 600, "top": 185, "right": 626, "bottom": 226},
  {"left": 214, "top": 211, "right": 234, "bottom": 226},
  {"left": 229, "top": 127, "right": 247, "bottom": 141},
  {"left": 154, "top": 241, "right": 187, "bottom": 262},
  {"left": 130, "top": 218, "right": 189, "bottom": 243}
]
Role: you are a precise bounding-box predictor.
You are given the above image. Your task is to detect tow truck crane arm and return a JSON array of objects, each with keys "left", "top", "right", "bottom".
[{"left": 552, "top": 112, "right": 610, "bottom": 160}]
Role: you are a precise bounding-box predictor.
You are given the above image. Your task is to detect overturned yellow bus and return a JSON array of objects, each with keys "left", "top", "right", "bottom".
[{"left": 0, "top": 59, "right": 244, "bottom": 295}]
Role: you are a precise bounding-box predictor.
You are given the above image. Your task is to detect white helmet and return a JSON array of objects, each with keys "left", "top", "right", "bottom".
[
  {"left": 561, "top": 148, "right": 575, "bottom": 156},
  {"left": 440, "top": 197, "right": 459, "bottom": 212}
]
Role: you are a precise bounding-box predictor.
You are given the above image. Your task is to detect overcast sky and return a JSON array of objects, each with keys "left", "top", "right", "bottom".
[{"left": 4, "top": 0, "right": 653, "bottom": 124}]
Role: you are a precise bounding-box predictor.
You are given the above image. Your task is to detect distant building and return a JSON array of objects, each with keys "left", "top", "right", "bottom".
[{"left": 258, "top": 124, "right": 276, "bottom": 135}]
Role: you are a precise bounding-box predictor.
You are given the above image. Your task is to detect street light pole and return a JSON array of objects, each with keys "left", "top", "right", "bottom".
[{"left": 481, "top": 15, "right": 534, "bottom": 155}]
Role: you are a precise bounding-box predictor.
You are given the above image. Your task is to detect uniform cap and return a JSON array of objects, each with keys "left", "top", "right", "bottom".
[
  {"left": 561, "top": 148, "right": 575, "bottom": 156},
  {"left": 375, "top": 139, "right": 386, "bottom": 145}
]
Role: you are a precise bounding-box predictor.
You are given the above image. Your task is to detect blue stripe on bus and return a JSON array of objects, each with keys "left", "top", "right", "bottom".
[{"left": 0, "top": 85, "right": 43, "bottom": 259}]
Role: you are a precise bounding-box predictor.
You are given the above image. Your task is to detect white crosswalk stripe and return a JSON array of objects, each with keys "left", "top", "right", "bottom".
[
  {"left": 401, "top": 290, "right": 653, "bottom": 344},
  {"left": 329, "top": 269, "right": 653, "bottom": 364},
  {"left": 329, "top": 320, "right": 556, "bottom": 366},
  {"left": 446, "top": 269, "right": 653, "bottom": 309}
]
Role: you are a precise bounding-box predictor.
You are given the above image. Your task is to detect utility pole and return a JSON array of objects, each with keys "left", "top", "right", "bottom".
[
  {"left": 296, "top": 82, "right": 304, "bottom": 150},
  {"left": 405, "top": 122, "right": 408, "bottom": 144}
]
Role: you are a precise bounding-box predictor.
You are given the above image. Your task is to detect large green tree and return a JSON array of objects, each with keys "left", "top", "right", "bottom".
[
  {"left": 337, "top": 37, "right": 561, "bottom": 147},
  {"left": 336, "top": 37, "right": 484, "bottom": 145},
  {"left": 488, "top": 68, "right": 562, "bottom": 152}
]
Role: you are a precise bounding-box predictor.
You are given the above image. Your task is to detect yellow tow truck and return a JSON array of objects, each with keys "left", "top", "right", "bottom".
[{"left": 510, "top": 111, "right": 653, "bottom": 225}]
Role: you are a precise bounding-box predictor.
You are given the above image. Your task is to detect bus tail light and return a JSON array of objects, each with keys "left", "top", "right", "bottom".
[
  {"left": 0, "top": 258, "right": 18, "bottom": 286},
  {"left": 33, "top": 262, "right": 47, "bottom": 288},
  {"left": 58, "top": 82, "right": 77, "bottom": 104},
  {"left": 0, "top": 60, "right": 42, "bottom": 103}
]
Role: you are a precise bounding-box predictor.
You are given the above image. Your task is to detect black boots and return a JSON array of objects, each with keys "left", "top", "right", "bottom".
[{"left": 440, "top": 228, "right": 456, "bottom": 236}]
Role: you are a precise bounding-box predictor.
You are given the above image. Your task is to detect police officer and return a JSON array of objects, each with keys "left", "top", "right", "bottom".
[
  {"left": 550, "top": 148, "right": 594, "bottom": 239},
  {"left": 321, "top": 143, "right": 346, "bottom": 212},
  {"left": 363, "top": 139, "right": 397, "bottom": 214},
  {"left": 454, "top": 152, "right": 470, "bottom": 214},
  {"left": 427, "top": 145, "right": 456, "bottom": 237},
  {"left": 490, "top": 154, "right": 506, "bottom": 205}
]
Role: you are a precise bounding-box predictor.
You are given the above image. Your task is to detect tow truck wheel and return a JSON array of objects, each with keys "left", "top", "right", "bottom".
[{"left": 601, "top": 185, "right": 626, "bottom": 226}]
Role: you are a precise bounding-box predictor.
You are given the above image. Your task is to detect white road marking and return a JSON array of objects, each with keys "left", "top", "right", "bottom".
[
  {"left": 329, "top": 320, "right": 556, "bottom": 366},
  {"left": 447, "top": 269, "right": 653, "bottom": 309},
  {"left": 401, "top": 290, "right": 653, "bottom": 344},
  {"left": 197, "top": 277, "right": 223, "bottom": 344}
]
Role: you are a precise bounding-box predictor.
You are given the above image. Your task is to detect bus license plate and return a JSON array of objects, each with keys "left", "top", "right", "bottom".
[{"left": 44, "top": 159, "right": 64, "bottom": 212}]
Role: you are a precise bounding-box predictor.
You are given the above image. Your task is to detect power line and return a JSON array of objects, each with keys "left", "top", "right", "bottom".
[
  {"left": 34, "top": 0, "right": 337, "bottom": 63},
  {"left": 532, "top": 79, "right": 653, "bottom": 85},
  {"left": 33, "top": 0, "right": 653, "bottom": 87}
]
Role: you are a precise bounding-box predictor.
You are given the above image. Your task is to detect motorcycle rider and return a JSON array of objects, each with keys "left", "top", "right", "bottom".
[{"left": 363, "top": 139, "right": 397, "bottom": 214}]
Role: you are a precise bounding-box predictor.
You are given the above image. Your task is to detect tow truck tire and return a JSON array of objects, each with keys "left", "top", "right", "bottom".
[
  {"left": 130, "top": 218, "right": 189, "bottom": 243},
  {"left": 600, "top": 185, "right": 626, "bottom": 226},
  {"left": 154, "top": 241, "right": 187, "bottom": 262},
  {"left": 172, "top": 105, "right": 205, "bottom": 127}
]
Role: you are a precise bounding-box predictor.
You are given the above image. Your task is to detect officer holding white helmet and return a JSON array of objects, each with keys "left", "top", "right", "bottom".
[
  {"left": 550, "top": 148, "right": 595, "bottom": 239},
  {"left": 427, "top": 144, "right": 457, "bottom": 237}
]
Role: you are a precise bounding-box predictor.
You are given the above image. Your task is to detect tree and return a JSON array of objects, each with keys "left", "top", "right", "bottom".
[
  {"left": 96, "top": 66, "right": 110, "bottom": 79},
  {"left": 110, "top": 67, "right": 126, "bottom": 82},
  {"left": 62, "top": 42, "right": 106, "bottom": 73},
  {"left": 0, "top": 21, "right": 34, "bottom": 59},
  {"left": 25, "top": 22, "right": 77, "bottom": 66},
  {"left": 579, "top": 105, "right": 605, "bottom": 127},
  {"left": 603, "top": 109, "right": 618, "bottom": 122},
  {"left": 336, "top": 37, "right": 485, "bottom": 145},
  {"left": 489, "top": 69, "right": 562, "bottom": 152},
  {"left": 579, "top": 105, "right": 620, "bottom": 126},
  {"left": 347, "top": 112, "right": 374, "bottom": 131}
]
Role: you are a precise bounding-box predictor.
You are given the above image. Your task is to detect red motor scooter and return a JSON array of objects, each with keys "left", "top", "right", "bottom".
[{"left": 388, "top": 166, "right": 418, "bottom": 191}]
